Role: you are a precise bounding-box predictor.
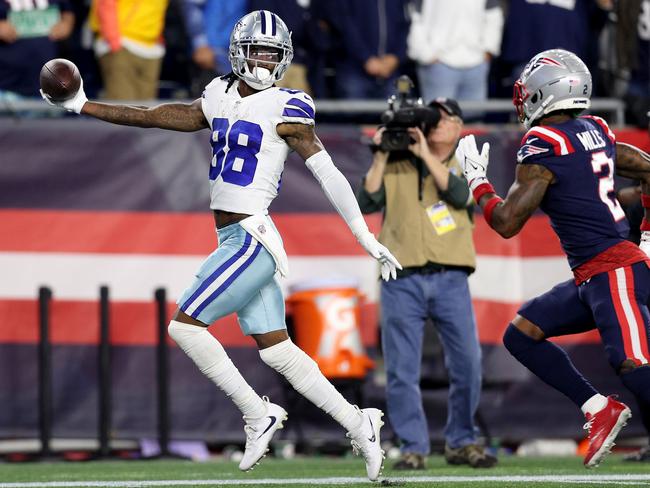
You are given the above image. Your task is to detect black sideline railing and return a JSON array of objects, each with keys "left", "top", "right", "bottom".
[
  {"left": 29, "top": 285, "right": 174, "bottom": 458},
  {"left": 0, "top": 98, "right": 628, "bottom": 126}
]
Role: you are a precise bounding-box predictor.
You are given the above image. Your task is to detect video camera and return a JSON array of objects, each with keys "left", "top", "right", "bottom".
[{"left": 379, "top": 75, "right": 440, "bottom": 152}]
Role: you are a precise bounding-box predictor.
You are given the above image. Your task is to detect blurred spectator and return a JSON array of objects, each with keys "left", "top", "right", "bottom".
[
  {"left": 89, "top": 0, "right": 169, "bottom": 100},
  {"left": 305, "top": 1, "right": 336, "bottom": 98},
  {"left": 618, "top": 0, "right": 650, "bottom": 127},
  {"left": 0, "top": 0, "right": 75, "bottom": 98},
  {"left": 314, "top": 0, "right": 409, "bottom": 99},
  {"left": 407, "top": 0, "right": 504, "bottom": 103},
  {"left": 181, "top": 0, "right": 246, "bottom": 97},
  {"left": 499, "top": 0, "right": 611, "bottom": 95},
  {"left": 249, "top": 0, "right": 312, "bottom": 94}
]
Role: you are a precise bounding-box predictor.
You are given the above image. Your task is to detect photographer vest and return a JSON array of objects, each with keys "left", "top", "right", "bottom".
[{"left": 378, "top": 158, "right": 476, "bottom": 271}]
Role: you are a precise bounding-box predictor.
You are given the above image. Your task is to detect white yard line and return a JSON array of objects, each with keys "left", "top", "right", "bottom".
[{"left": 2, "top": 475, "right": 650, "bottom": 487}]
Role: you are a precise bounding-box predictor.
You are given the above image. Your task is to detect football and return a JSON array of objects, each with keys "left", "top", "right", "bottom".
[{"left": 39, "top": 58, "right": 81, "bottom": 102}]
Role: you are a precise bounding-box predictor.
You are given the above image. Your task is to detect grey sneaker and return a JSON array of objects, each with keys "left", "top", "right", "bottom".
[
  {"left": 445, "top": 444, "right": 497, "bottom": 468},
  {"left": 624, "top": 445, "right": 650, "bottom": 462},
  {"left": 392, "top": 452, "right": 426, "bottom": 470}
]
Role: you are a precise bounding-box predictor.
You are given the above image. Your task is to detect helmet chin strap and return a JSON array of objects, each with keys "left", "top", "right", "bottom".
[{"left": 525, "top": 94, "right": 555, "bottom": 129}]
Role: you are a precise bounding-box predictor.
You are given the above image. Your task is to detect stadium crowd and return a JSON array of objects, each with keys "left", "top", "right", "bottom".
[{"left": 0, "top": 0, "right": 648, "bottom": 125}]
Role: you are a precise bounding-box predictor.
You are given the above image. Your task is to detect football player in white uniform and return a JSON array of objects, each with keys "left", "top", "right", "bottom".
[{"left": 42, "top": 10, "right": 401, "bottom": 481}]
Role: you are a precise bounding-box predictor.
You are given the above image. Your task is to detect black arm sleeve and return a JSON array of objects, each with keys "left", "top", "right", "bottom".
[
  {"left": 356, "top": 178, "right": 386, "bottom": 214},
  {"left": 438, "top": 172, "right": 471, "bottom": 209}
]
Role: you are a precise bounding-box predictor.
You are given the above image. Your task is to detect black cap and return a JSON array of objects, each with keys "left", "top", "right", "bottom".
[{"left": 428, "top": 97, "right": 463, "bottom": 120}]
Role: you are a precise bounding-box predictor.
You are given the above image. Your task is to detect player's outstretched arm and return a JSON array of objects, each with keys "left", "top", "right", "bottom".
[
  {"left": 616, "top": 143, "right": 650, "bottom": 184},
  {"left": 81, "top": 99, "right": 209, "bottom": 132},
  {"left": 41, "top": 76, "right": 208, "bottom": 132},
  {"left": 482, "top": 164, "right": 553, "bottom": 238},
  {"left": 456, "top": 134, "right": 553, "bottom": 238},
  {"left": 277, "top": 122, "right": 402, "bottom": 280},
  {"left": 616, "top": 143, "right": 650, "bottom": 255}
]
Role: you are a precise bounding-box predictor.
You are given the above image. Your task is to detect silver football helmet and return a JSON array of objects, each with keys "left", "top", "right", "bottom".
[
  {"left": 513, "top": 49, "right": 592, "bottom": 129},
  {"left": 229, "top": 10, "right": 293, "bottom": 91}
]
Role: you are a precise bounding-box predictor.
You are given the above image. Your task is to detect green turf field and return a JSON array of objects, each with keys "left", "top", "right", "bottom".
[{"left": 0, "top": 455, "right": 649, "bottom": 488}]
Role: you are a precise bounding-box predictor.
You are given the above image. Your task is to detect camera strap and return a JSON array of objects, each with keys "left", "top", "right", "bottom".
[{"left": 412, "top": 155, "right": 425, "bottom": 201}]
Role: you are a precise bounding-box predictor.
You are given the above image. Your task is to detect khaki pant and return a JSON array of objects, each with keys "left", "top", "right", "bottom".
[
  {"left": 98, "top": 48, "right": 162, "bottom": 100},
  {"left": 275, "top": 64, "right": 311, "bottom": 95}
]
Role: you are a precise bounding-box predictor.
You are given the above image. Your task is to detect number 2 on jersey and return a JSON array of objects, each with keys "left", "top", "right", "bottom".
[
  {"left": 209, "top": 118, "right": 263, "bottom": 186},
  {"left": 591, "top": 151, "right": 625, "bottom": 221}
]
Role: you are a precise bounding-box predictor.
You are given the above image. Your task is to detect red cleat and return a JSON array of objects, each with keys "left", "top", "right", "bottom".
[{"left": 583, "top": 396, "right": 631, "bottom": 468}]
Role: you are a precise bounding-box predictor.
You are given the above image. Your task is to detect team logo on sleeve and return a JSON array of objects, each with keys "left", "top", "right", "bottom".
[{"left": 517, "top": 143, "right": 549, "bottom": 162}]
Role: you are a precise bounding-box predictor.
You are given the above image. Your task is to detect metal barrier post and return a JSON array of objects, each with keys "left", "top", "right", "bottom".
[
  {"left": 38, "top": 286, "right": 53, "bottom": 458},
  {"left": 155, "top": 288, "right": 171, "bottom": 457},
  {"left": 98, "top": 285, "right": 111, "bottom": 457}
]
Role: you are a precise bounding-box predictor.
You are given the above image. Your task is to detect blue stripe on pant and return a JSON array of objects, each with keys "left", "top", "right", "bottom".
[
  {"left": 177, "top": 223, "right": 286, "bottom": 335},
  {"left": 193, "top": 242, "right": 263, "bottom": 317},
  {"left": 182, "top": 233, "right": 254, "bottom": 313}
]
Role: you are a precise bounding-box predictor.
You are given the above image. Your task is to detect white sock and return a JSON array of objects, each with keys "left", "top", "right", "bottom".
[
  {"left": 259, "top": 339, "right": 363, "bottom": 432},
  {"left": 168, "top": 320, "right": 266, "bottom": 419},
  {"left": 581, "top": 394, "right": 609, "bottom": 416}
]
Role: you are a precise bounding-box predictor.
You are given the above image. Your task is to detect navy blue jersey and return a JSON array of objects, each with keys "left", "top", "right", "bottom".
[
  {"left": 0, "top": 0, "right": 73, "bottom": 96},
  {"left": 500, "top": 0, "right": 607, "bottom": 67},
  {"left": 517, "top": 116, "right": 628, "bottom": 269}
]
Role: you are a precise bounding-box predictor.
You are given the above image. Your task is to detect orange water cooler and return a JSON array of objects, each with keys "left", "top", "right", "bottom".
[{"left": 287, "top": 279, "right": 375, "bottom": 379}]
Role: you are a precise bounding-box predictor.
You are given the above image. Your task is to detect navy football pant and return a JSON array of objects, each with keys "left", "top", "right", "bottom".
[{"left": 514, "top": 261, "right": 650, "bottom": 403}]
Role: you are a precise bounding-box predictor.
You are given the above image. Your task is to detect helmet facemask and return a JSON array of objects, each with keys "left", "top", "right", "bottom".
[
  {"left": 232, "top": 43, "right": 291, "bottom": 90},
  {"left": 513, "top": 79, "right": 529, "bottom": 125},
  {"left": 229, "top": 11, "right": 294, "bottom": 91}
]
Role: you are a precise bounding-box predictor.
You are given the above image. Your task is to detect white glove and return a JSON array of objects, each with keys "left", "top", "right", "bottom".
[
  {"left": 455, "top": 134, "right": 490, "bottom": 191},
  {"left": 40, "top": 78, "right": 88, "bottom": 114},
  {"left": 641, "top": 231, "right": 650, "bottom": 258},
  {"left": 356, "top": 230, "right": 402, "bottom": 281}
]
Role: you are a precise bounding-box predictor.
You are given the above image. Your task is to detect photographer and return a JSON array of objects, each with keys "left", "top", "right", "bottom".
[{"left": 357, "top": 98, "right": 496, "bottom": 470}]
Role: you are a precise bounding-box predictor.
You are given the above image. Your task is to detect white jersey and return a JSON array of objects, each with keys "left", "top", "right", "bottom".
[{"left": 201, "top": 77, "right": 316, "bottom": 214}]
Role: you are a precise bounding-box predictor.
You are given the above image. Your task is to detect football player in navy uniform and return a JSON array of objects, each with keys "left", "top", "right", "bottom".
[
  {"left": 455, "top": 48, "right": 650, "bottom": 468},
  {"left": 41, "top": 10, "right": 401, "bottom": 481}
]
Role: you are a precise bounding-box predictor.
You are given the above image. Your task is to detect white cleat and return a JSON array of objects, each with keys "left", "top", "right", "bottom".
[
  {"left": 238, "top": 398, "right": 288, "bottom": 471},
  {"left": 347, "top": 408, "right": 385, "bottom": 481}
]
